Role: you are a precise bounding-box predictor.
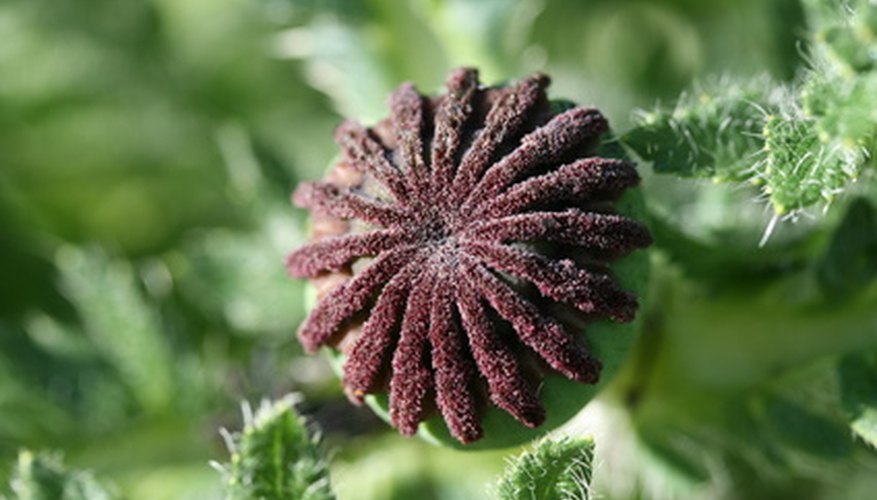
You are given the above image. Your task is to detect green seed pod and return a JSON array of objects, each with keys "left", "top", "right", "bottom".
[{"left": 289, "top": 68, "right": 652, "bottom": 448}]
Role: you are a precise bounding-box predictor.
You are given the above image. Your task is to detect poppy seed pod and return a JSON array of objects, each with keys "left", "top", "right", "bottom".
[{"left": 287, "top": 68, "right": 652, "bottom": 447}]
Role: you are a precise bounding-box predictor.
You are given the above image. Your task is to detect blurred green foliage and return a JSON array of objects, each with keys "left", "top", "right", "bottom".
[
  {"left": 4, "top": 451, "right": 117, "bottom": 500},
  {"left": 2, "top": 0, "right": 877, "bottom": 499}
]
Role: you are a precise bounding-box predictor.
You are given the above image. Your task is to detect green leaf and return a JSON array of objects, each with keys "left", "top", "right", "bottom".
[
  {"left": 635, "top": 423, "right": 711, "bottom": 485},
  {"left": 178, "top": 212, "right": 307, "bottom": 338},
  {"left": 816, "top": 197, "right": 877, "bottom": 298},
  {"left": 8, "top": 450, "right": 116, "bottom": 500},
  {"left": 838, "top": 351, "right": 877, "bottom": 447},
  {"left": 622, "top": 78, "right": 779, "bottom": 182},
  {"left": 223, "top": 396, "right": 334, "bottom": 500},
  {"left": 646, "top": 214, "right": 813, "bottom": 290},
  {"left": 496, "top": 437, "right": 595, "bottom": 500},
  {"left": 55, "top": 247, "right": 174, "bottom": 413},
  {"left": 754, "top": 393, "right": 854, "bottom": 460}
]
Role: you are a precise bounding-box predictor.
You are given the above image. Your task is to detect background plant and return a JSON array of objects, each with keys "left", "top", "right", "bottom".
[{"left": 1, "top": 0, "right": 877, "bottom": 498}]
